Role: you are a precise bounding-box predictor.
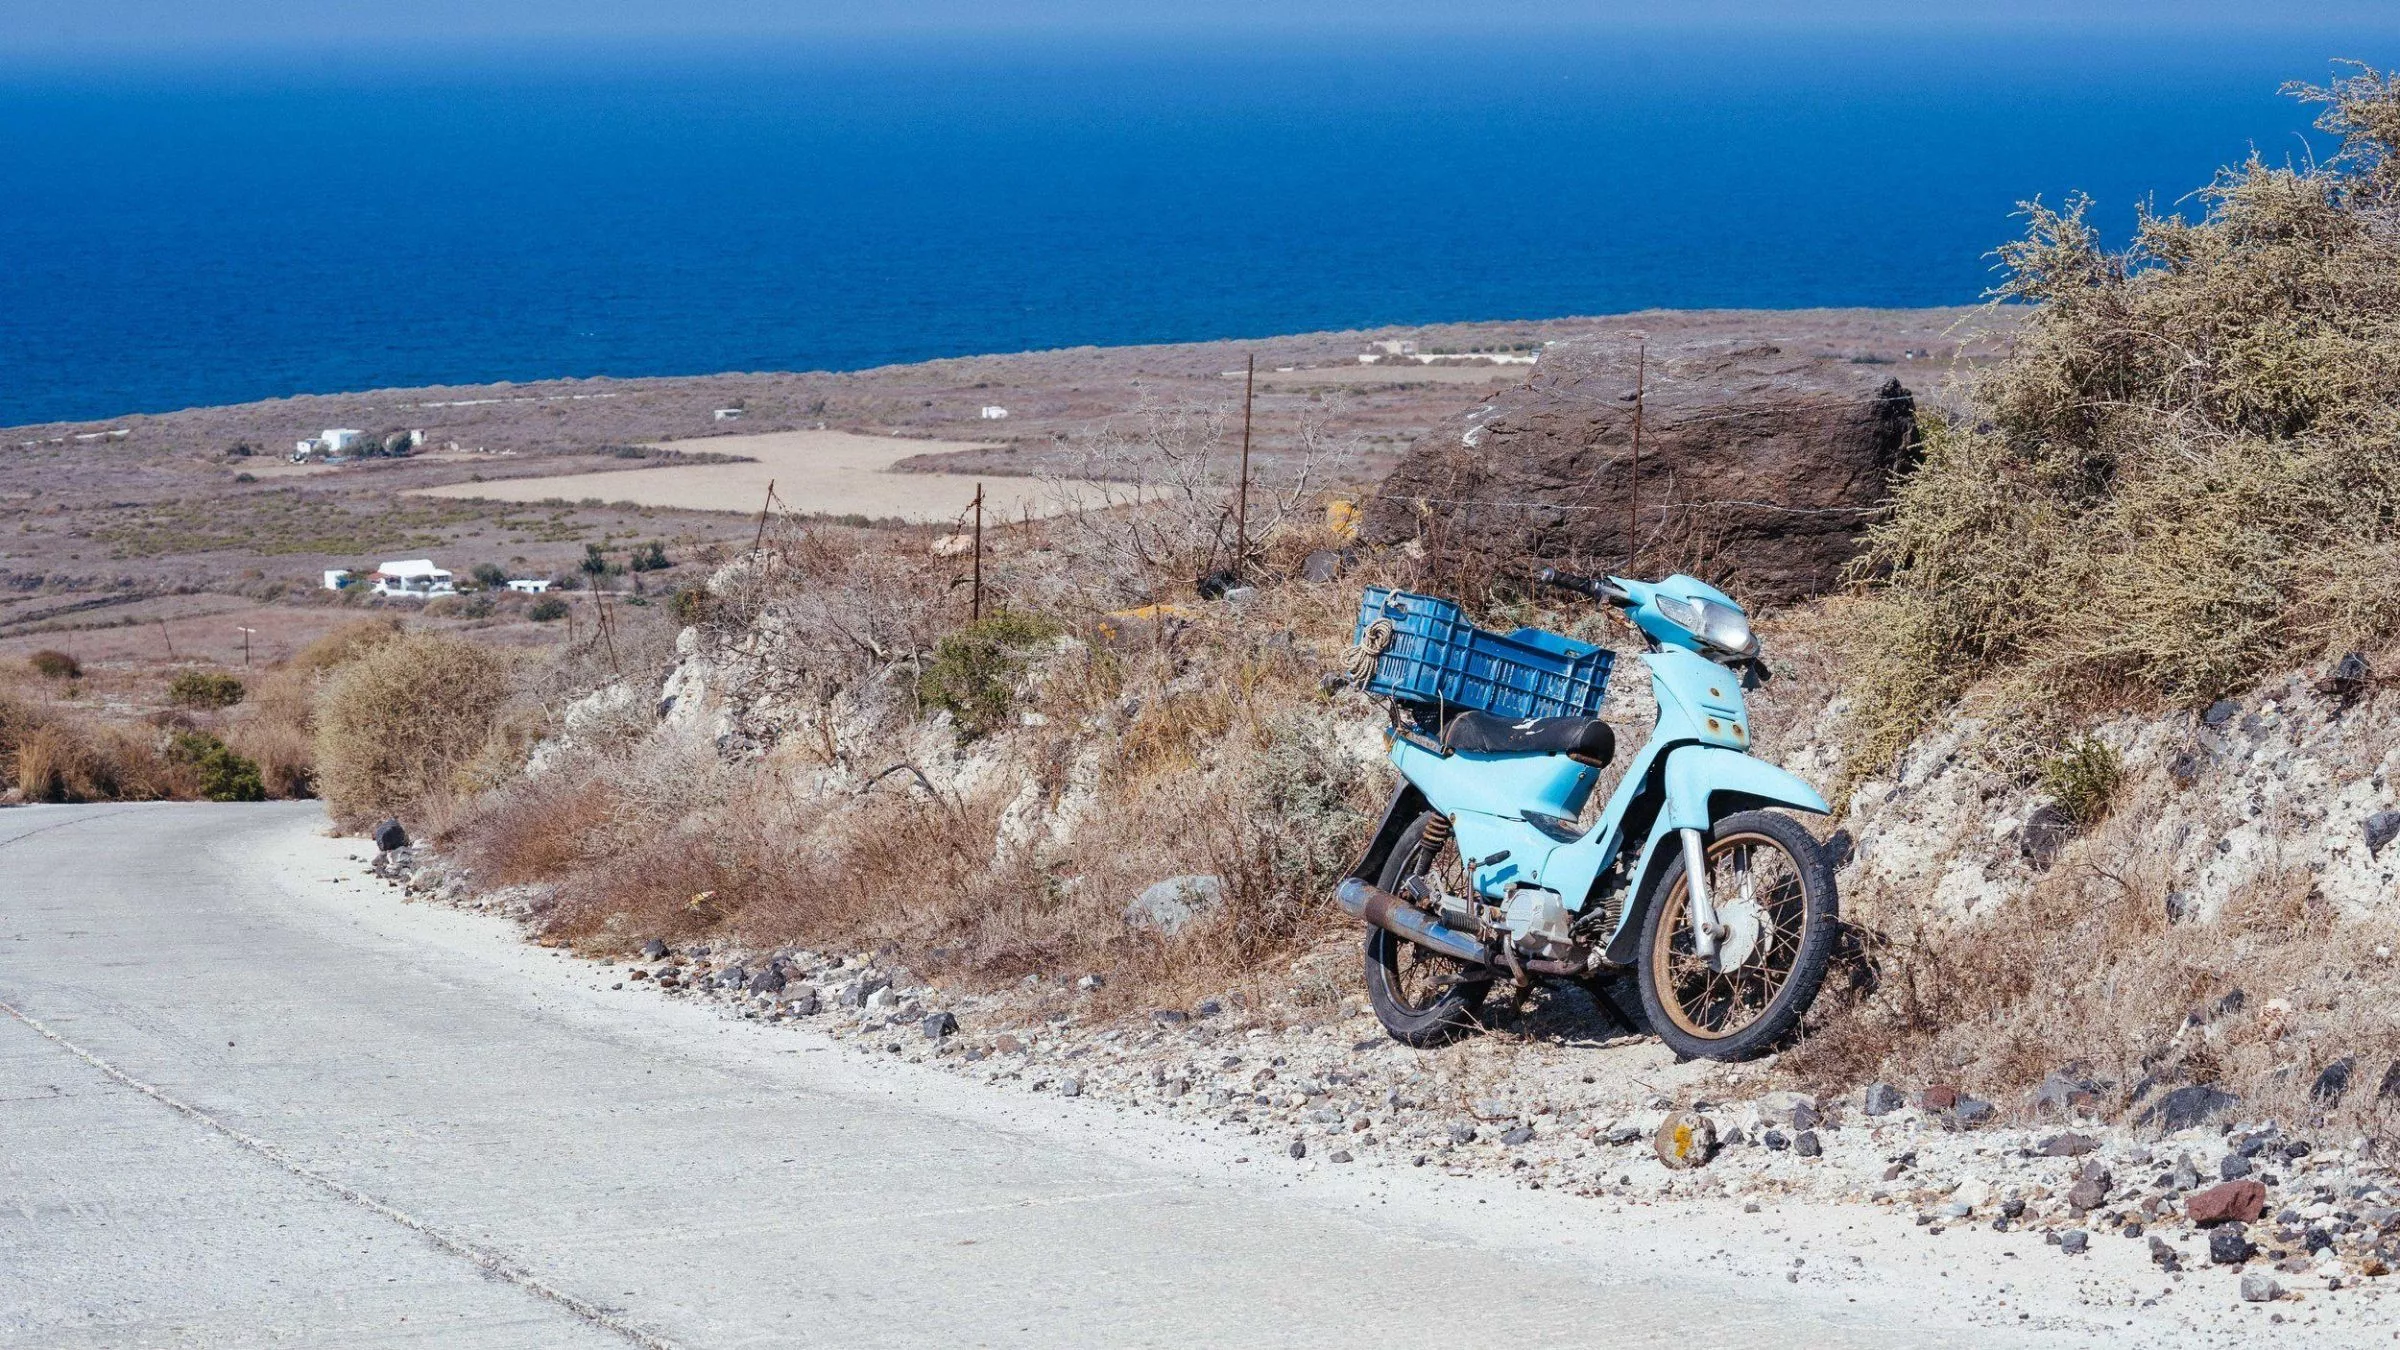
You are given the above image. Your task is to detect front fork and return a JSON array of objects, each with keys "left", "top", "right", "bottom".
[{"left": 1679, "top": 827, "right": 1724, "bottom": 960}]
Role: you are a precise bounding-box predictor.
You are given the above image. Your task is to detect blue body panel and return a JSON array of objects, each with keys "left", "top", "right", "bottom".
[{"left": 1382, "top": 575, "right": 1830, "bottom": 953}]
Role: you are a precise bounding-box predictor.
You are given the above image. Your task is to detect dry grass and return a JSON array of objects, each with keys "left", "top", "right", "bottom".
[
  {"left": 314, "top": 631, "right": 512, "bottom": 829},
  {"left": 1844, "top": 66, "right": 2400, "bottom": 781},
  {"left": 1785, "top": 763, "right": 2400, "bottom": 1134},
  {"left": 439, "top": 490, "right": 1394, "bottom": 1013}
]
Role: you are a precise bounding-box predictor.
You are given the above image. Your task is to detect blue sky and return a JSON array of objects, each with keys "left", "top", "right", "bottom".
[{"left": 8, "top": 0, "right": 2397, "bottom": 53}]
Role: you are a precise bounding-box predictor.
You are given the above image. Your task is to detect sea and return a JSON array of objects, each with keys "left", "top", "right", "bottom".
[{"left": 0, "top": 30, "right": 2386, "bottom": 426}]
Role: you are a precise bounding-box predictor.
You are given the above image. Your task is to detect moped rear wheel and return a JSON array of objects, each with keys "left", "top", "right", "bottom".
[
  {"left": 1636, "top": 810, "right": 1838, "bottom": 1062},
  {"left": 1362, "top": 812, "right": 1491, "bottom": 1047}
]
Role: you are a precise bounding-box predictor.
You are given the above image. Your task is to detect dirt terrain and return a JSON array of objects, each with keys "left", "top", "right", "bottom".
[{"left": 0, "top": 307, "right": 1992, "bottom": 660}]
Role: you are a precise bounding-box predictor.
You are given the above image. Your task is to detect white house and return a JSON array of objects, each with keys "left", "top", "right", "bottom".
[
  {"left": 979, "top": 406, "right": 1009, "bottom": 420},
  {"left": 713, "top": 407, "right": 744, "bottom": 422},
  {"left": 323, "top": 569, "right": 353, "bottom": 591},
  {"left": 367, "top": 559, "right": 455, "bottom": 599},
  {"left": 506, "top": 578, "right": 552, "bottom": 594}
]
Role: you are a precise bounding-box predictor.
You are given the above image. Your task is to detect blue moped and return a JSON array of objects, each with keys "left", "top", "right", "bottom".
[{"left": 1335, "top": 568, "right": 1838, "bottom": 1060}]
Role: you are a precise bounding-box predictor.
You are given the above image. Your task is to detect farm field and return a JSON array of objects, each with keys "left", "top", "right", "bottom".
[{"left": 414, "top": 428, "right": 1101, "bottom": 524}]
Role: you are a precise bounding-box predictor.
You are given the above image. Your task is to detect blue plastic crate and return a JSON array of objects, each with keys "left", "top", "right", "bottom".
[{"left": 1352, "top": 588, "right": 1614, "bottom": 721}]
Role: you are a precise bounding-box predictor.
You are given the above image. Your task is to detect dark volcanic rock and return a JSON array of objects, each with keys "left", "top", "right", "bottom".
[
  {"left": 1362, "top": 338, "right": 1918, "bottom": 603},
  {"left": 2139, "top": 1084, "right": 2238, "bottom": 1132}
]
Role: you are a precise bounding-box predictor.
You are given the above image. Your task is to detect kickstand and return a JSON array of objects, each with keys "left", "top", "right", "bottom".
[{"left": 1586, "top": 980, "right": 1640, "bottom": 1035}]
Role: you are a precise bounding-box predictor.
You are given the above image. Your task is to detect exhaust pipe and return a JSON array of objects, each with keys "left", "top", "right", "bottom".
[{"left": 1335, "top": 878, "right": 1492, "bottom": 966}]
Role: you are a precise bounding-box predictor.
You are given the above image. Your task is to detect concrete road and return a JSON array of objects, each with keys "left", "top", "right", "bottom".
[{"left": 1, "top": 803, "right": 2052, "bottom": 1348}]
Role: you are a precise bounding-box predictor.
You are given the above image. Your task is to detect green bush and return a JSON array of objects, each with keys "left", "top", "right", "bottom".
[
  {"left": 28, "top": 650, "right": 80, "bottom": 680},
  {"left": 471, "top": 562, "right": 509, "bottom": 589},
  {"left": 1845, "top": 67, "right": 2400, "bottom": 779},
  {"left": 167, "top": 669, "right": 246, "bottom": 709},
  {"left": 917, "top": 612, "right": 1056, "bottom": 739},
  {"left": 2038, "top": 737, "right": 2122, "bottom": 828},
  {"left": 169, "top": 731, "right": 266, "bottom": 802},
  {"left": 629, "top": 541, "right": 670, "bottom": 572},
  {"left": 529, "top": 596, "right": 571, "bottom": 622}
]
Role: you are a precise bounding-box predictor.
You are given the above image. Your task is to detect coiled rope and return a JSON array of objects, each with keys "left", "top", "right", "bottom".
[{"left": 1348, "top": 617, "right": 1395, "bottom": 684}]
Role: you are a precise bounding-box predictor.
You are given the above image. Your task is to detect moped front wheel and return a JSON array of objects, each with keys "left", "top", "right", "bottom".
[
  {"left": 1636, "top": 809, "right": 1838, "bottom": 1062},
  {"left": 1362, "top": 812, "right": 1492, "bottom": 1047}
]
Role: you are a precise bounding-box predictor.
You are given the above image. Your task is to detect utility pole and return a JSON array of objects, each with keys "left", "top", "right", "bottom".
[
  {"left": 1234, "top": 353, "right": 1254, "bottom": 582},
  {"left": 1627, "top": 341, "right": 1646, "bottom": 575},
  {"left": 751, "top": 478, "right": 777, "bottom": 554},
  {"left": 158, "top": 618, "right": 176, "bottom": 662},
  {"left": 970, "top": 482, "right": 984, "bottom": 624},
  {"left": 233, "top": 626, "right": 254, "bottom": 668}
]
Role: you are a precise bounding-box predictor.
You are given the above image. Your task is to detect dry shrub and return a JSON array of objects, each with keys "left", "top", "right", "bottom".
[
  {"left": 12, "top": 719, "right": 186, "bottom": 802},
  {"left": 27, "top": 650, "right": 80, "bottom": 680},
  {"left": 1845, "top": 65, "right": 2400, "bottom": 778},
  {"left": 223, "top": 719, "right": 316, "bottom": 798},
  {"left": 315, "top": 631, "right": 510, "bottom": 829}
]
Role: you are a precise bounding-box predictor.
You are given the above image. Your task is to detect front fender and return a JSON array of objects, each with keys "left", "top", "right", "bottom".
[
  {"left": 1601, "top": 747, "right": 1830, "bottom": 965},
  {"left": 1661, "top": 745, "right": 1829, "bottom": 830}
]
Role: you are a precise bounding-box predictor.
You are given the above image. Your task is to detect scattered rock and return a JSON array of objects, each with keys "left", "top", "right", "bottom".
[
  {"left": 1300, "top": 549, "right": 1346, "bottom": 584},
  {"left": 2140, "top": 1083, "right": 2239, "bottom": 1132},
  {"left": 2318, "top": 651, "right": 2373, "bottom": 704},
  {"left": 2166, "top": 752, "right": 2202, "bottom": 790},
  {"left": 1863, "top": 1083, "right": 1904, "bottom": 1116},
  {"left": 747, "top": 965, "right": 787, "bottom": 995},
  {"left": 2068, "top": 1161, "right": 2113, "bottom": 1212},
  {"left": 371, "top": 818, "right": 409, "bottom": 852},
  {"left": 2368, "top": 811, "right": 2400, "bottom": 861},
  {"left": 1920, "top": 1085, "right": 1959, "bottom": 1112},
  {"left": 1329, "top": 1149, "right": 1353, "bottom": 1164},
  {"left": 1763, "top": 1129, "right": 1790, "bottom": 1152},
  {"left": 1653, "top": 1111, "right": 1719, "bottom": 1170},
  {"left": 1153, "top": 1009, "right": 1190, "bottom": 1027},
  {"left": 785, "top": 986, "right": 819, "bottom": 1016},
  {"left": 2209, "top": 1225, "right": 2255, "bottom": 1266},
  {"left": 1059, "top": 1077, "right": 1082, "bottom": 1098},
  {"left": 2018, "top": 804, "right": 2077, "bottom": 870},
  {"left": 2059, "top": 1230, "right": 2089, "bottom": 1255},
  {"left": 2202, "top": 698, "right": 2239, "bottom": 726},
  {"left": 922, "top": 1011, "right": 958, "bottom": 1040},
  {"left": 640, "top": 938, "right": 668, "bottom": 959},
  {"left": 2240, "top": 1269, "right": 2284, "bottom": 1303},
  {"left": 2039, "top": 1132, "right": 2100, "bottom": 1157},
  {"left": 2030, "top": 1072, "right": 2100, "bottom": 1118},
  {"left": 1794, "top": 1130, "right": 1823, "bottom": 1158},
  {"left": 1949, "top": 1098, "right": 1996, "bottom": 1128},
  {"left": 2220, "top": 1153, "right": 2253, "bottom": 1181},
  {"left": 2149, "top": 1235, "right": 2182, "bottom": 1270},
  {"left": 994, "top": 1034, "right": 1024, "bottom": 1054},
  {"left": 1448, "top": 1123, "right": 1478, "bottom": 1145},
  {"left": 1500, "top": 1125, "right": 1535, "bottom": 1146},
  {"left": 1124, "top": 875, "right": 1226, "bottom": 935},
  {"left": 2186, "top": 1180, "right": 2268, "bottom": 1227},
  {"left": 1288, "top": 1140, "right": 1306, "bottom": 1160}
]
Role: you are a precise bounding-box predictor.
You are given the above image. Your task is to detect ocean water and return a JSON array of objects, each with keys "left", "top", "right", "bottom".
[{"left": 0, "top": 32, "right": 2382, "bottom": 425}]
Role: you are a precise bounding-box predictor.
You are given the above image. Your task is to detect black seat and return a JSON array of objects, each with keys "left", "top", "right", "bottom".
[{"left": 1442, "top": 711, "right": 1614, "bottom": 765}]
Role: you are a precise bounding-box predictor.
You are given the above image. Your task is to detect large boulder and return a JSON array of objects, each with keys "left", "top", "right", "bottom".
[{"left": 1362, "top": 338, "right": 1918, "bottom": 604}]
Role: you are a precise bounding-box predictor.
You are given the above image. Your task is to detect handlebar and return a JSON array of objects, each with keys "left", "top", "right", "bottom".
[{"left": 1536, "top": 567, "right": 1633, "bottom": 606}]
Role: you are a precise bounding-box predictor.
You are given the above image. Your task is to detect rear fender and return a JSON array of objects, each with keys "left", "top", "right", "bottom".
[
  {"left": 1345, "top": 783, "right": 1432, "bottom": 885},
  {"left": 1600, "top": 746, "right": 1830, "bottom": 965}
]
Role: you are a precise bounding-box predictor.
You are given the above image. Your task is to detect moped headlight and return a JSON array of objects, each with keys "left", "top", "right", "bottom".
[{"left": 1694, "top": 599, "right": 1756, "bottom": 657}]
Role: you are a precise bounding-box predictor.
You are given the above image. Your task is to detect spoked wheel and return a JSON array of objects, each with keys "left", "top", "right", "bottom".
[
  {"left": 1362, "top": 812, "right": 1492, "bottom": 1047},
  {"left": 1636, "top": 809, "right": 1838, "bottom": 1061}
]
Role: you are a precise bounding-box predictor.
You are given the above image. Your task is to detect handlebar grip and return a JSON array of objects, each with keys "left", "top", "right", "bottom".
[{"left": 1536, "top": 567, "right": 1625, "bottom": 603}]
